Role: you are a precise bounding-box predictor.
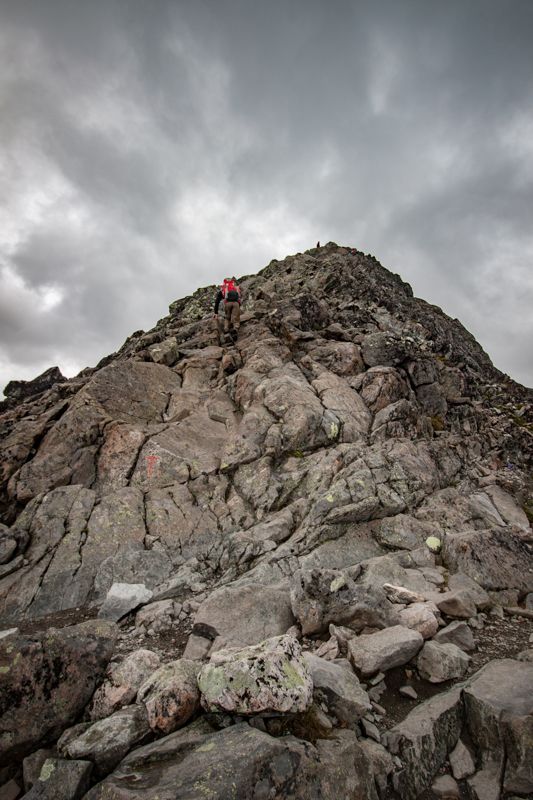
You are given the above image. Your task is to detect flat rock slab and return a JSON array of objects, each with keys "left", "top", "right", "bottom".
[
  {"left": 85, "top": 720, "right": 378, "bottom": 800},
  {"left": 98, "top": 583, "right": 153, "bottom": 622},
  {"left": 198, "top": 634, "right": 313, "bottom": 715},
  {"left": 23, "top": 758, "right": 93, "bottom": 800},
  {"left": 464, "top": 658, "right": 533, "bottom": 793},
  {"left": 348, "top": 625, "right": 423, "bottom": 676},
  {"left": 192, "top": 582, "right": 294, "bottom": 651},
  {"left": 0, "top": 620, "right": 117, "bottom": 767},
  {"left": 444, "top": 527, "right": 533, "bottom": 594},
  {"left": 385, "top": 686, "right": 463, "bottom": 800}
]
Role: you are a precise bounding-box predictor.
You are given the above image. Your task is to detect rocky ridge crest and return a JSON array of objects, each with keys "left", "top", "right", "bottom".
[{"left": 0, "top": 242, "right": 532, "bottom": 799}]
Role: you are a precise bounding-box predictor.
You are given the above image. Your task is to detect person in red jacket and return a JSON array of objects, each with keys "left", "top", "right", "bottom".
[{"left": 214, "top": 277, "right": 242, "bottom": 339}]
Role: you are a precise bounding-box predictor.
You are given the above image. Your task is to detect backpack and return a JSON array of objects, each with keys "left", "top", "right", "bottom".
[{"left": 222, "top": 280, "right": 240, "bottom": 303}]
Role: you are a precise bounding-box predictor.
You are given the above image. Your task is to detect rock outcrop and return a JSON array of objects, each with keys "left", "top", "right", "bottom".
[{"left": 0, "top": 242, "right": 532, "bottom": 798}]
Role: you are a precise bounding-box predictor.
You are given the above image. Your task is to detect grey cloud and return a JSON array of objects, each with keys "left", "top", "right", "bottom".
[{"left": 1, "top": 0, "right": 532, "bottom": 395}]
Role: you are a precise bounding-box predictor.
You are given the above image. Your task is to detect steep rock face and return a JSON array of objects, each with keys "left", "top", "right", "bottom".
[{"left": 0, "top": 243, "right": 531, "bottom": 629}]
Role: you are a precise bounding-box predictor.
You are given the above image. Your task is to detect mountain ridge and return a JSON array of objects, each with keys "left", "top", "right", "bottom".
[{"left": 0, "top": 242, "right": 532, "bottom": 798}]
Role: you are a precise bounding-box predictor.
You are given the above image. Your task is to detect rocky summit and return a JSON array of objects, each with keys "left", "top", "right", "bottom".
[{"left": 1, "top": 242, "right": 532, "bottom": 800}]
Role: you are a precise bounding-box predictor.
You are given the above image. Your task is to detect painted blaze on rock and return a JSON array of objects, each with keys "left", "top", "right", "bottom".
[{"left": 198, "top": 634, "right": 313, "bottom": 715}]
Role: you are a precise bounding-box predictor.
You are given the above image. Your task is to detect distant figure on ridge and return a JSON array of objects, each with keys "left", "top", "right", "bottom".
[
  {"left": 316, "top": 241, "right": 320, "bottom": 248},
  {"left": 214, "top": 277, "right": 242, "bottom": 342}
]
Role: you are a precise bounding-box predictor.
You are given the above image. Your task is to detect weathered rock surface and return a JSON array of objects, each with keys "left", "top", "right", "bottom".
[
  {"left": 291, "top": 568, "right": 397, "bottom": 636},
  {"left": 0, "top": 620, "right": 116, "bottom": 766},
  {"left": 191, "top": 582, "right": 294, "bottom": 653},
  {"left": 348, "top": 625, "right": 423, "bottom": 676},
  {"left": 434, "top": 620, "right": 476, "bottom": 652},
  {"left": 417, "top": 641, "right": 470, "bottom": 683},
  {"left": 22, "top": 758, "right": 92, "bottom": 800},
  {"left": 85, "top": 720, "right": 378, "bottom": 800},
  {"left": 385, "top": 686, "right": 463, "bottom": 800},
  {"left": 62, "top": 705, "right": 150, "bottom": 776},
  {"left": 90, "top": 649, "right": 161, "bottom": 720},
  {"left": 1, "top": 243, "right": 532, "bottom": 794},
  {"left": 98, "top": 582, "right": 153, "bottom": 622},
  {"left": 303, "top": 652, "right": 371, "bottom": 725},
  {"left": 463, "top": 659, "right": 533, "bottom": 793},
  {"left": 198, "top": 634, "right": 313, "bottom": 715},
  {"left": 137, "top": 659, "right": 200, "bottom": 734}
]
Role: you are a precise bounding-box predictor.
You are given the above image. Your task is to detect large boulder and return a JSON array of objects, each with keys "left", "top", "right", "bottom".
[
  {"left": 444, "top": 527, "right": 533, "bottom": 594},
  {"left": 198, "top": 634, "right": 313, "bottom": 715},
  {"left": 291, "top": 568, "right": 396, "bottom": 636},
  {"left": 84, "top": 720, "right": 378, "bottom": 800},
  {"left": 0, "top": 620, "right": 117, "bottom": 766},
  {"left": 191, "top": 582, "right": 294, "bottom": 653},
  {"left": 385, "top": 686, "right": 463, "bottom": 800},
  {"left": 348, "top": 626, "right": 423, "bottom": 676},
  {"left": 463, "top": 658, "right": 533, "bottom": 793}
]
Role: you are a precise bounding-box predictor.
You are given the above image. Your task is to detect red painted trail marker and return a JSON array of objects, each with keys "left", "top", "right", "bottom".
[{"left": 145, "top": 454, "right": 160, "bottom": 478}]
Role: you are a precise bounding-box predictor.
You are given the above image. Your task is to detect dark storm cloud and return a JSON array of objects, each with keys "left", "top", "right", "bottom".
[{"left": 1, "top": 0, "right": 532, "bottom": 394}]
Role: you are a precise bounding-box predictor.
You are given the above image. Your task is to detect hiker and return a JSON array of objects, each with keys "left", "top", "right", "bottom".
[{"left": 214, "top": 277, "right": 242, "bottom": 339}]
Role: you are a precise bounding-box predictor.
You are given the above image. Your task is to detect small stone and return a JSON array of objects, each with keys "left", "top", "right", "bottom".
[
  {"left": 449, "top": 739, "right": 476, "bottom": 780},
  {"left": 399, "top": 685, "right": 418, "bottom": 699},
  {"left": 98, "top": 583, "right": 153, "bottom": 622},
  {"left": 431, "top": 773, "right": 460, "bottom": 798},
  {"left": 0, "top": 779, "right": 22, "bottom": 800},
  {"left": 361, "top": 718, "right": 381, "bottom": 742},
  {"left": 467, "top": 762, "right": 501, "bottom": 800},
  {"left": 434, "top": 620, "right": 476, "bottom": 652}
]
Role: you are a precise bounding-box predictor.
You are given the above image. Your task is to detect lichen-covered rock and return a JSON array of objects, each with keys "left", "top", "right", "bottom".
[
  {"left": 22, "top": 758, "right": 93, "bottom": 800},
  {"left": 0, "top": 620, "right": 116, "bottom": 767},
  {"left": 198, "top": 634, "right": 313, "bottom": 715},
  {"left": 85, "top": 720, "right": 378, "bottom": 800},
  {"left": 291, "top": 568, "right": 397, "bottom": 636},
  {"left": 137, "top": 658, "right": 200, "bottom": 734},
  {"left": 62, "top": 705, "right": 150, "bottom": 777}
]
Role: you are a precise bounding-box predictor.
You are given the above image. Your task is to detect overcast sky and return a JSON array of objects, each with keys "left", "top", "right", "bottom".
[{"left": 1, "top": 0, "right": 532, "bottom": 396}]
